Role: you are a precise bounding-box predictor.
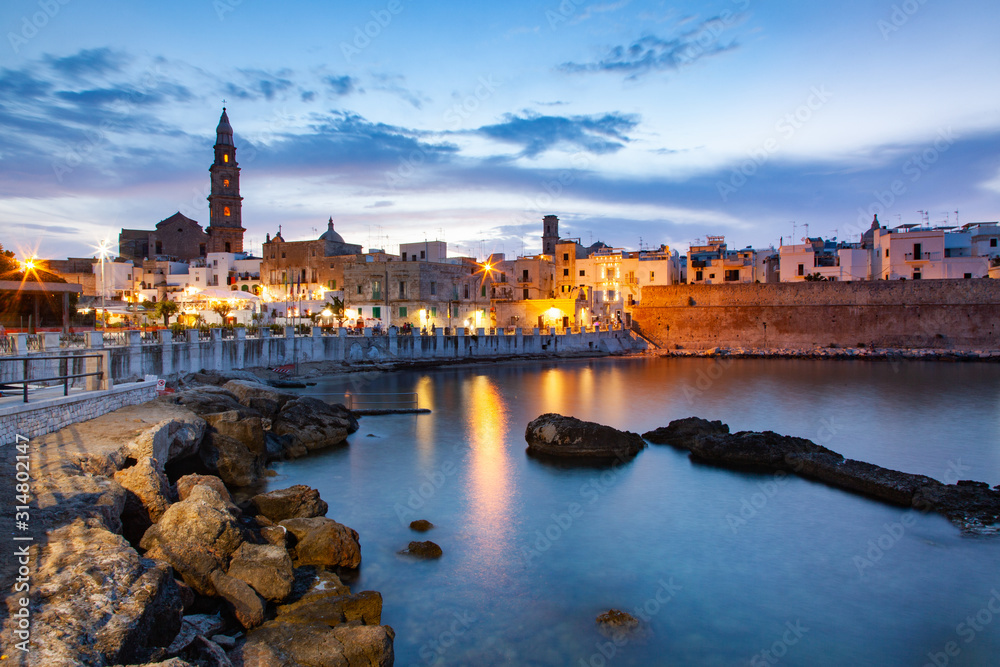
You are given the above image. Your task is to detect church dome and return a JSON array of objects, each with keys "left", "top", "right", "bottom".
[{"left": 320, "top": 217, "right": 345, "bottom": 243}]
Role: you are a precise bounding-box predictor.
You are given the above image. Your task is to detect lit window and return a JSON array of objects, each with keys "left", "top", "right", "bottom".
[
  {"left": 223, "top": 179, "right": 230, "bottom": 187},
  {"left": 223, "top": 154, "right": 229, "bottom": 163},
  {"left": 224, "top": 207, "right": 231, "bottom": 216}
]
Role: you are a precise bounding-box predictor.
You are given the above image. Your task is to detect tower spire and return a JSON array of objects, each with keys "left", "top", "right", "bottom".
[{"left": 206, "top": 108, "right": 244, "bottom": 253}]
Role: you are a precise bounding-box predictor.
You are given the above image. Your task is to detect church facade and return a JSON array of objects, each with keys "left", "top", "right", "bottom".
[{"left": 118, "top": 109, "right": 246, "bottom": 263}]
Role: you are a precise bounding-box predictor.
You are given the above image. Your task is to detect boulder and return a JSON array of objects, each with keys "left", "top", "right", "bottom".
[
  {"left": 209, "top": 570, "right": 266, "bottom": 629},
  {"left": 32, "top": 459, "right": 127, "bottom": 535},
  {"left": 23, "top": 520, "right": 183, "bottom": 667},
  {"left": 161, "top": 387, "right": 262, "bottom": 420},
  {"left": 165, "top": 613, "right": 226, "bottom": 655},
  {"left": 176, "top": 474, "right": 240, "bottom": 516},
  {"left": 278, "top": 590, "right": 383, "bottom": 626},
  {"left": 271, "top": 397, "right": 359, "bottom": 455},
  {"left": 409, "top": 519, "right": 433, "bottom": 532},
  {"left": 642, "top": 417, "right": 730, "bottom": 449},
  {"left": 596, "top": 609, "right": 639, "bottom": 638},
  {"left": 223, "top": 379, "right": 297, "bottom": 418},
  {"left": 400, "top": 540, "right": 443, "bottom": 559},
  {"left": 140, "top": 486, "right": 246, "bottom": 596},
  {"left": 261, "top": 525, "right": 289, "bottom": 547},
  {"left": 913, "top": 481, "right": 1000, "bottom": 533},
  {"left": 251, "top": 485, "right": 329, "bottom": 522},
  {"left": 227, "top": 542, "right": 295, "bottom": 602},
  {"left": 203, "top": 410, "right": 267, "bottom": 459},
  {"left": 687, "top": 430, "right": 841, "bottom": 471},
  {"left": 199, "top": 430, "right": 262, "bottom": 487},
  {"left": 114, "top": 457, "right": 173, "bottom": 545},
  {"left": 236, "top": 619, "right": 394, "bottom": 667},
  {"left": 787, "top": 453, "right": 941, "bottom": 506},
  {"left": 280, "top": 517, "right": 362, "bottom": 569},
  {"left": 524, "top": 413, "right": 646, "bottom": 459}
]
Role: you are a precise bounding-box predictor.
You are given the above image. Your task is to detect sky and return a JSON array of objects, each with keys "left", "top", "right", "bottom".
[{"left": 1, "top": 0, "right": 998, "bottom": 262}]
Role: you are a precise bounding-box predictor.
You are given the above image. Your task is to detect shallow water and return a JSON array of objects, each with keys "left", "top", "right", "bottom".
[{"left": 269, "top": 357, "right": 1000, "bottom": 666}]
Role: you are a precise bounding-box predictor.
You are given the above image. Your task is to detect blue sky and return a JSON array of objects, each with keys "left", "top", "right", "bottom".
[{"left": 1, "top": 0, "right": 998, "bottom": 261}]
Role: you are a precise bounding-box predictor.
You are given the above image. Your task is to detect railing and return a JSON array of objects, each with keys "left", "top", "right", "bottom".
[
  {"left": 102, "top": 331, "right": 129, "bottom": 347},
  {"left": 140, "top": 330, "right": 160, "bottom": 344},
  {"left": 60, "top": 333, "right": 87, "bottom": 348},
  {"left": 198, "top": 329, "right": 212, "bottom": 341},
  {"left": 0, "top": 354, "right": 105, "bottom": 403},
  {"left": 342, "top": 392, "right": 419, "bottom": 411},
  {"left": 25, "top": 335, "right": 42, "bottom": 352},
  {"left": 0, "top": 337, "right": 13, "bottom": 355},
  {"left": 220, "top": 328, "right": 236, "bottom": 340},
  {"left": 904, "top": 252, "right": 937, "bottom": 262}
]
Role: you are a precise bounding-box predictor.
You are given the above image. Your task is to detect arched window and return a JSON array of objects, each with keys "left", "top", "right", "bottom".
[
  {"left": 223, "top": 179, "right": 230, "bottom": 187},
  {"left": 241, "top": 285, "right": 249, "bottom": 292},
  {"left": 223, "top": 154, "right": 229, "bottom": 163},
  {"left": 224, "top": 207, "right": 231, "bottom": 217}
]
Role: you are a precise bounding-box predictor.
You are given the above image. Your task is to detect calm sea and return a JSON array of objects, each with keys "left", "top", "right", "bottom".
[{"left": 269, "top": 357, "right": 1000, "bottom": 666}]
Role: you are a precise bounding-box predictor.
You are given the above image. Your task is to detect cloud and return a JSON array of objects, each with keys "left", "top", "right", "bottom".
[
  {"left": 477, "top": 111, "right": 640, "bottom": 158},
  {"left": 366, "top": 200, "right": 394, "bottom": 208},
  {"left": 570, "top": 0, "right": 631, "bottom": 25},
  {"left": 0, "top": 68, "right": 52, "bottom": 97},
  {"left": 45, "top": 48, "right": 127, "bottom": 78},
  {"left": 323, "top": 75, "right": 358, "bottom": 96},
  {"left": 370, "top": 73, "right": 428, "bottom": 109},
  {"left": 226, "top": 68, "right": 296, "bottom": 101},
  {"left": 560, "top": 15, "right": 743, "bottom": 79}
]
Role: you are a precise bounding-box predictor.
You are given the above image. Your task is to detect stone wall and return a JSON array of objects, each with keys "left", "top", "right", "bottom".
[
  {"left": 632, "top": 280, "right": 1000, "bottom": 350},
  {"left": 0, "top": 380, "right": 157, "bottom": 446}
]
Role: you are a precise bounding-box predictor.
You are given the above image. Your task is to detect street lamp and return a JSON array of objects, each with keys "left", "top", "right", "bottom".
[{"left": 96, "top": 239, "right": 112, "bottom": 330}]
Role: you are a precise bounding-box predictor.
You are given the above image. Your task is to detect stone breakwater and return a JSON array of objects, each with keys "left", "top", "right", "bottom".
[
  {"left": 643, "top": 417, "right": 1000, "bottom": 535},
  {"left": 1, "top": 374, "right": 394, "bottom": 666},
  {"left": 659, "top": 346, "right": 1000, "bottom": 361}
]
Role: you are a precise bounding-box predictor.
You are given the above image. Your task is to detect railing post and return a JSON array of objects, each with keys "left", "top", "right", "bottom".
[
  {"left": 84, "top": 331, "right": 103, "bottom": 349},
  {"left": 42, "top": 332, "right": 61, "bottom": 352}
]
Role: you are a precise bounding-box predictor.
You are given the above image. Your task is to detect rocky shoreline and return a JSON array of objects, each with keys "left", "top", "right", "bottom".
[
  {"left": 658, "top": 346, "right": 1000, "bottom": 361},
  {"left": 2, "top": 371, "right": 394, "bottom": 666}
]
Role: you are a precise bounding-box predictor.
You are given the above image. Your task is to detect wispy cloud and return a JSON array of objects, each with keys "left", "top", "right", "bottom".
[
  {"left": 560, "top": 15, "right": 744, "bottom": 80},
  {"left": 477, "top": 111, "right": 640, "bottom": 158},
  {"left": 323, "top": 75, "right": 358, "bottom": 96},
  {"left": 44, "top": 48, "right": 127, "bottom": 78}
]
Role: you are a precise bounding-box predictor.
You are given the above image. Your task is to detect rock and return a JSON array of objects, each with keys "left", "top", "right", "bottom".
[
  {"left": 120, "top": 660, "right": 195, "bottom": 667},
  {"left": 596, "top": 609, "right": 639, "bottom": 638},
  {"left": 223, "top": 379, "right": 297, "bottom": 418},
  {"left": 280, "top": 517, "right": 362, "bottom": 569},
  {"left": 278, "top": 590, "right": 384, "bottom": 626},
  {"left": 192, "top": 635, "right": 233, "bottom": 667},
  {"left": 24, "top": 520, "right": 183, "bottom": 666},
  {"left": 261, "top": 525, "right": 288, "bottom": 547},
  {"left": 687, "top": 430, "right": 841, "bottom": 471},
  {"left": 203, "top": 410, "right": 267, "bottom": 459},
  {"left": 210, "top": 570, "right": 266, "bottom": 629},
  {"left": 264, "top": 431, "right": 290, "bottom": 461},
  {"left": 165, "top": 614, "right": 226, "bottom": 655},
  {"left": 190, "top": 369, "right": 264, "bottom": 386},
  {"left": 199, "top": 430, "right": 262, "bottom": 487},
  {"left": 162, "top": 387, "right": 263, "bottom": 420},
  {"left": 176, "top": 474, "right": 240, "bottom": 516},
  {"left": 271, "top": 397, "right": 360, "bottom": 455},
  {"left": 114, "top": 457, "right": 173, "bottom": 546},
  {"left": 642, "top": 417, "right": 730, "bottom": 448},
  {"left": 400, "top": 540, "right": 443, "bottom": 559},
  {"left": 236, "top": 619, "right": 394, "bottom": 667},
  {"left": 409, "top": 519, "right": 433, "bottom": 532},
  {"left": 913, "top": 482, "right": 1000, "bottom": 533},
  {"left": 524, "top": 413, "right": 646, "bottom": 459},
  {"left": 32, "top": 458, "right": 127, "bottom": 535},
  {"left": 140, "top": 486, "right": 246, "bottom": 596},
  {"left": 787, "top": 453, "right": 941, "bottom": 506},
  {"left": 252, "top": 485, "right": 329, "bottom": 522},
  {"left": 211, "top": 634, "right": 237, "bottom": 649},
  {"left": 227, "top": 542, "right": 295, "bottom": 602}
]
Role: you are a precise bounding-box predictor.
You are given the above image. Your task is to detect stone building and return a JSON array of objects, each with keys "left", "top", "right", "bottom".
[
  {"left": 118, "top": 109, "right": 246, "bottom": 262},
  {"left": 260, "top": 219, "right": 363, "bottom": 301}
]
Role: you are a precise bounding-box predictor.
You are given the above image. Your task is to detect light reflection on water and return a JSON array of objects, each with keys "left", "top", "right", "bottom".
[{"left": 270, "top": 357, "right": 1000, "bottom": 666}]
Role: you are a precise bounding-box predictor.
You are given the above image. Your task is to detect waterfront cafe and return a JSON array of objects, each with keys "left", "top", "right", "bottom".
[{"left": 177, "top": 287, "right": 261, "bottom": 326}]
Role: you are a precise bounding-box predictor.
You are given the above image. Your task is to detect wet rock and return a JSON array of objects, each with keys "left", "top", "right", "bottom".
[
  {"left": 596, "top": 609, "right": 639, "bottom": 638},
  {"left": 199, "top": 430, "right": 262, "bottom": 487},
  {"left": 642, "top": 417, "right": 730, "bottom": 448},
  {"left": 271, "top": 397, "right": 360, "bottom": 456},
  {"left": 913, "top": 482, "right": 1000, "bottom": 533},
  {"left": 161, "top": 387, "right": 263, "bottom": 421},
  {"left": 409, "top": 519, "right": 434, "bottom": 532},
  {"left": 236, "top": 620, "right": 394, "bottom": 667},
  {"left": 787, "top": 453, "right": 941, "bottom": 506},
  {"left": 280, "top": 517, "right": 362, "bottom": 569},
  {"left": 140, "top": 486, "right": 246, "bottom": 596},
  {"left": 278, "top": 590, "right": 383, "bottom": 626},
  {"left": 115, "top": 457, "right": 173, "bottom": 546},
  {"left": 251, "top": 484, "right": 329, "bottom": 522},
  {"left": 227, "top": 542, "right": 295, "bottom": 603},
  {"left": 401, "top": 540, "right": 443, "bottom": 559},
  {"left": 524, "top": 413, "right": 646, "bottom": 460},
  {"left": 687, "top": 430, "right": 841, "bottom": 471},
  {"left": 26, "top": 520, "right": 183, "bottom": 666}
]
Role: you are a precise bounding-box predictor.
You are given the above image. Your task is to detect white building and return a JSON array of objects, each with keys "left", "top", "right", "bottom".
[{"left": 687, "top": 236, "right": 775, "bottom": 284}]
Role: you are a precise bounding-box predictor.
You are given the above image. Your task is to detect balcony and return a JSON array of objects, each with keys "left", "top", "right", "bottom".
[{"left": 904, "top": 252, "right": 938, "bottom": 263}]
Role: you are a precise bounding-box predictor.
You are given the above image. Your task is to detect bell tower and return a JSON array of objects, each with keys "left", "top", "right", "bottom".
[
  {"left": 542, "top": 215, "right": 559, "bottom": 256},
  {"left": 206, "top": 108, "right": 245, "bottom": 253}
]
